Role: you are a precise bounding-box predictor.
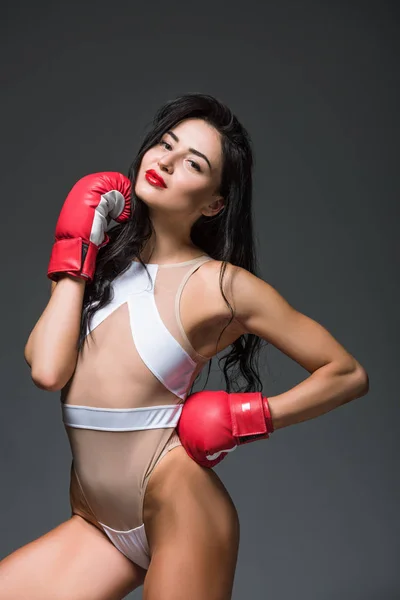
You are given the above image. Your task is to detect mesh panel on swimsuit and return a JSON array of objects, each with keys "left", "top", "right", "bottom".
[{"left": 61, "top": 254, "right": 212, "bottom": 569}]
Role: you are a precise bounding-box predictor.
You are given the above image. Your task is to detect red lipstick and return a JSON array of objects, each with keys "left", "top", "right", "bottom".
[{"left": 145, "top": 169, "right": 167, "bottom": 188}]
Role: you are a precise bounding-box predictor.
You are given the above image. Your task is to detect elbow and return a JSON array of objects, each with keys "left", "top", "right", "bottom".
[
  {"left": 30, "top": 367, "right": 70, "bottom": 392},
  {"left": 345, "top": 363, "right": 369, "bottom": 403},
  {"left": 354, "top": 363, "right": 369, "bottom": 395},
  {"left": 24, "top": 343, "right": 32, "bottom": 369},
  {"left": 31, "top": 370, "right": 63, "bottom": 392},
  {"left": 26, "top": 348, "right": 77, "bottom": 392},
  {"left": 333, "top": 359, "right": 369, "bottom": 406}
]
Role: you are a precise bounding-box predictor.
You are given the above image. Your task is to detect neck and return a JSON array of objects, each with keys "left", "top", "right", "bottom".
[{"left": 141, "top": 211, "right": 202, "bottom": 264}]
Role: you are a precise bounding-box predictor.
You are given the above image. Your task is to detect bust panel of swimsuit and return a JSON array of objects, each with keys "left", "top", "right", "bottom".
[{"left": 64, "top": 255, "right": 211, "bottom": 410}]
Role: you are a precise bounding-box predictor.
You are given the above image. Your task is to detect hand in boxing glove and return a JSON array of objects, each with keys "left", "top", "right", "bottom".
[
  {"left": 176, "top": 390, "right": 274, "bottom": 468},
  {"left": 47, "top": 172, "right": 131, "bottom": 282}
]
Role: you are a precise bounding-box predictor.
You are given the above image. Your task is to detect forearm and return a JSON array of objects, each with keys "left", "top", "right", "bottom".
[
  {"left": 268, "top": 361, "right": 369, "bottom": 431},
  {"left": 25, "top": 276, "right": 86, "bottom": 390}
]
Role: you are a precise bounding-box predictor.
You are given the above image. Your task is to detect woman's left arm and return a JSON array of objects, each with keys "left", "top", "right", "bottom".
[{"left": 230, "top": 266, "right": 369, "bottom": 430}]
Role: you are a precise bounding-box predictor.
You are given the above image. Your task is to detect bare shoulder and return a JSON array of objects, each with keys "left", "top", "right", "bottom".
[
  {"left": 184, "top": 258, "right": 355, "bottom": 372},
  {"left": 195, "top": 260, "right": 273, "bottom": 336},
  {"left": 196, "top": 258, "right": 259, "bottom": 309},
  {"left": 222, "top": 263, "right": 363, "bottom": 375},
  {"left": 194, "top": 259, "right": 295, "bottom": 328},
  {"left": 178, "top": 259, "right": 244, "bottom": 357},
  {"left": 194, "top": 259, "right": 239, "bottom": 318}
]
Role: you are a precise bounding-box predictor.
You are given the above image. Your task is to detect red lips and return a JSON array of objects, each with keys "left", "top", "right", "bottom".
[{"left": 145, "top": 169, "right": 167, "bottom": 188}]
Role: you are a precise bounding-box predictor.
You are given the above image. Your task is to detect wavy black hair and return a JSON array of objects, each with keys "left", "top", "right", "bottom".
[{"left": 80, "top": 93, "right": 267, "bottom": 394}]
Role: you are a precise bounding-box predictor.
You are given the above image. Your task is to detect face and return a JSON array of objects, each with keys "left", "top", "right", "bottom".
[{"left": 135, "top": 118, "right": 224, "bottom": 220}]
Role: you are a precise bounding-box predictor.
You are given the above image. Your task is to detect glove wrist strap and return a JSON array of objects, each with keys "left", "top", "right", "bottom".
[
  {"left": 48, "top": 238, "right": 98, "bottom": 282},
  {"left": 262, "top": 396, "right": 274, "bottom": 433},
  {"left": 230, "top": 392, "right": 273, "bottom": 445}
]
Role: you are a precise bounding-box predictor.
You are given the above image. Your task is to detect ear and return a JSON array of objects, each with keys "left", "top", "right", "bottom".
[{"left": 202, "top": 196, "right": 225, "bottom": 218}]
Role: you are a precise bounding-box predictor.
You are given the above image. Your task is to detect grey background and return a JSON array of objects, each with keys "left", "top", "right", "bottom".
[{"left": 1, "top": 1, "right": 399, "bottom": 598}]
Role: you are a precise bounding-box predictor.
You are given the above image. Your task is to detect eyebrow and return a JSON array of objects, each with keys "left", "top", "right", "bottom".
[{"left": 165, "top": 130, "right": 212, "bottom": 170}]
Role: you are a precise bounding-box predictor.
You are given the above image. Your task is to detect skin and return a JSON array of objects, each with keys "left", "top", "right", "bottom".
[
  {"left": 133, "top": 117, "right": 225, "bottom": 263},
  {"left": 1, "top": 117, "right": 368, "bottom": 599},
  {"left": 0, "top": 118, "right": 240, "bottom": 600}
]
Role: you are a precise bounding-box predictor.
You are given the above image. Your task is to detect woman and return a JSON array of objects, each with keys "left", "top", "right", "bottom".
[{"left": 0, "top": 93, "right": 369, "bottom": 599}]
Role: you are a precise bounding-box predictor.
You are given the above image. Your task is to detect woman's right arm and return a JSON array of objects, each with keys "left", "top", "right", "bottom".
[
  {"left": 24, "top": 171, "right": 131, "bottom": 393},
  {"left": 24, "top": 276, "right": 86, "bottom": 392}
]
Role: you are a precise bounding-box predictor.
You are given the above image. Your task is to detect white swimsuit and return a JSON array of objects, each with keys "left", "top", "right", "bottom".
[{"left": 61, "top": 254, "right": 213, "bottom": 570}]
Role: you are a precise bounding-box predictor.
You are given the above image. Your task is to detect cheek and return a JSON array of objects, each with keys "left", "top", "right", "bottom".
[
  {"left": 172, "top": 169, "right": 209, "bottom": 196},
  {"left": 139, "top": 148, "right": 157, "bottom": 170},
  {"left": 186, "top": 180, "right": 214, "bottom": 205}
]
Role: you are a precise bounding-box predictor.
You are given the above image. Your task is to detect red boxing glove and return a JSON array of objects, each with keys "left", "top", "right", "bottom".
[
  {"left": 176, "top": 390, "right": 274, "bottom": 468},
  {"left": 47, "top": 172, "right": 131, "bottom": 282}
]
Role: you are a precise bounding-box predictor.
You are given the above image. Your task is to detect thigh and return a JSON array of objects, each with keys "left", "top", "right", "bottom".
[
  {"left": 0, "top": 515, "right": 146, "bottom": 600},
  {"left": 143, "top": 447, "right": 240, "bottom": 600}
]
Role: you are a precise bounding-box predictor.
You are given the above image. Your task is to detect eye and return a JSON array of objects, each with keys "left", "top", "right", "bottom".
[
  {"left": 160, "top": 140, "right": 172, "bottom": 151},
  {"left": 159, "top": 139, "right": 202, "bottom": 173},
  {"left": 188, "top": 160, "right": 201, "bottom": 172}
]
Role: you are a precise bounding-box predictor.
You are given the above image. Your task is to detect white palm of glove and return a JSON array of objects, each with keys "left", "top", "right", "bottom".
[{"left": 91, "top": 189, "right": 128, "bottom": 246}]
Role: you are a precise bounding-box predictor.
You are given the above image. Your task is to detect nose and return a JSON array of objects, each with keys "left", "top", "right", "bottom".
[{"left": 158, "top": 155, "right": 173, "bottom": 174}]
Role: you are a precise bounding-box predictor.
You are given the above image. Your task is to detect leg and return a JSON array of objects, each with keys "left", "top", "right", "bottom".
[
  {"left": 142, "top": 446, "right": 240, "bottom": 600},
  {"left": 0, "top": 515, "right": 146, "bottom": 600}
]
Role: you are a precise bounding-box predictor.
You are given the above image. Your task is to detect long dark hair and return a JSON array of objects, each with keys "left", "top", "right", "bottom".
[{"left": 80, "top": 93, "right": 267, "bottom": 393}]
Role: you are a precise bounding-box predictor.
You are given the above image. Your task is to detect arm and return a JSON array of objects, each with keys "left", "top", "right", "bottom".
[
  {"left": 230, "top": 266, "right": 369, "bottom": 429},
  {"left": 24, "top": 171, "right": 132, "bottom": 392},
  {"left": 24, "top": 276, "right": 86, "bottom": 391},
  {"left": 177, "top": 264, "right": 369, "bottom": 467}
]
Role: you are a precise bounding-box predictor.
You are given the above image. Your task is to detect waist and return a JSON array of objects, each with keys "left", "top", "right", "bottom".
[{"left": 62, "top": 403, "right": 183, "bottom": 432}]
